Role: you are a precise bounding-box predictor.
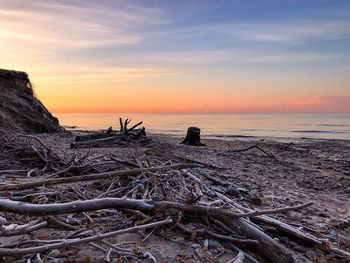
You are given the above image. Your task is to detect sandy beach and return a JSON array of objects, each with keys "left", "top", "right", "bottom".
[{"left": 1, "top": 129, "right": 349, "bottom": 262}]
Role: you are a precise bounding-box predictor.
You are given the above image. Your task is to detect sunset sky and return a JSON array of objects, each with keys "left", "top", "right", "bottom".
[{"left": 1, "top": 0, "right": 349, "bottom": 113}]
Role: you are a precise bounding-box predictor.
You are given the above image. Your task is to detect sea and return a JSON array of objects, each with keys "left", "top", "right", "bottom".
[{"left": 55, "top": 113, "right": 350, "bottom": 141}]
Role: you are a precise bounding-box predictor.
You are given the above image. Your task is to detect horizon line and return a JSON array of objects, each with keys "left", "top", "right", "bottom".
[{"left": 52, "top": 111, "right": 350, "bottom": 114}]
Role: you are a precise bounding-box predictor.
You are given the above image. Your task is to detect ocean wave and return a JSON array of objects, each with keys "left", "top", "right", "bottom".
[
  {"left": 317, "top": 124, "right": 350, "bottom": 127},
  {"left": 296, "top": 124, "right": 350, "bottom": 127},
  {"left": 239, "top": 128, "right": 260, "bottom": 131},
  {"left": 292, "top": 130, "right": 347, "bottom": 134},
  {"left": 208, "top": 134, "right": 256, "bottom": 138},
  {"left": 149, "top": 129, "right": 183, "bottom": 133}
]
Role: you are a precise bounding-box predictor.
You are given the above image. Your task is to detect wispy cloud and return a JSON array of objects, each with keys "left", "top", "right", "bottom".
[
  {"left": 33, "top": 66, "right": 179, "bottom": 84},
  {"left": 235, "top": 20, "right": 350, "bottom": 43},
  {"left": 0, "top": 1, "right": 175, "bottom": 81},
  {"left": 286, "top": 96, "right": 350, "bottom": 112},
  {"left": 162, "top": 19, "right": 350, "bottom": 45},
  {"left": 2, "top": 1, "right": 348, "bottom": 66},
  {"left": 0, "top": 1, "right": 163, "bottom": 52},
  {"left": 94, "top": 50, "right": 348, "bottom": 69}
]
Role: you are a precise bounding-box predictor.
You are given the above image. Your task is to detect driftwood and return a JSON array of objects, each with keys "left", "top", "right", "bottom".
[
  {"left": 0, "top": 218, "right": 172, "bottom": 256},
  {"left": 0, "top": 163, "right": 193, "bottom": 191},
  {"left": 0, "top": 129, "right": 349, "bottom": 262},
  {"left": 75, "top": 131, "right": 114, "bottom": 142},
  {"left": 71, "top": 134, "right": 121, "bottom": 148},
  {"left": 174, "top": 154, "right": 224, "bottom": 170},
  {"left": 230, "top": 144, "right": 274, "bottom": 158},
  {"left": 71, "top": 118, "right": 146, "bottom": 148},
  {"left": 252, "top": 215, "right": 325, "bottom": 246},
  {"left": 0, "top": 197, "right": 320, "bottom": 262},
  {"left": 0, "top": 198, "right": 313, "bottom": 217},
  {"left": 175, "top": 223, "right": 259, "bottom": 246},
  {"left": 218, "top": 215, "right": 296, "bottom": 263}
]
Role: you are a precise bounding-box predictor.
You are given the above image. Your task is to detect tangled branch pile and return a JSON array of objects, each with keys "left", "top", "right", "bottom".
[
  {"left": 0, "top": 128, "right": 349, "bottom": 263},
  {"left": 71, "top": 118, "right": 149, "bottom": 149}
]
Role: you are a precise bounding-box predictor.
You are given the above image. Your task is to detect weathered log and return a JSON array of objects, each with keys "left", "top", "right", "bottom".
[
  {"left": 71, "top": 135, "right": 119, "bottom": 148},
  {"left": 182, "top": 127, "right": 205, "bottom": 146},
  {"left": 217, "top": 215, "right": 296, "bottom": 263},
  {"left": 0, "top": 197, "right": 313, "bottom": 217},
  {"left": 252, "top": 215, "right": 325, "bottom": 246},
  {"left": 130, "top": 127, "right": 146, "bottom": 139},
  {"left": 71, "top": 121, "right": 145, "bottom": 148},
  {"left": 0, "top": 198, "right": 153, "bottom": 215},
  {"left": 75, "top": 133, "right": 114, "bottom": 142}
]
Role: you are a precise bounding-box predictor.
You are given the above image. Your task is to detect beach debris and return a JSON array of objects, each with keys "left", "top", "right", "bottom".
[
  {"left": 182, "top": 126, "right": 205, "bottom": 146},
  {"left": 0, "top": 129, "right": 349, "bottom": 262},
  {"left": 229, "top": 144, "right": 275, "bottom": 158},
  {"left": 74, "top": 126, "right": 114, "bottom": 142},
  {"left": 71, "top": 117, "right": 148, "bottom": 148}
]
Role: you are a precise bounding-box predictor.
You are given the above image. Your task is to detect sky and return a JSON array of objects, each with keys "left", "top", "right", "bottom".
[{"left": 1, "top": 0, "right": 349, "bottom": 113}]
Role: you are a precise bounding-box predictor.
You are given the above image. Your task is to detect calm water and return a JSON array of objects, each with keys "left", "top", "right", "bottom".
[{"left": 55, "top": 113, "right": 350, "bottom": 140}]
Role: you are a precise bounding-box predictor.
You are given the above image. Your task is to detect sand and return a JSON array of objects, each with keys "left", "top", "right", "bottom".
[{"left": 0, "top": 130, "right": 349, "bottom": 262}]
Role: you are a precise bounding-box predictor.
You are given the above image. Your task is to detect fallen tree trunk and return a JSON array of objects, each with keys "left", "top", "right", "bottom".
[
  {"left": 75, "top": 133, "right": 114, "bottom": 142},
  {"left": 71, "top": 135, "right": 119, "bottom": 148}
]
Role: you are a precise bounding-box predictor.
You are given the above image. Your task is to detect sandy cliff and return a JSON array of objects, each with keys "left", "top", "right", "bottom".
[{"left": 0, "top": 69, "right": 63, "bottom": 133}]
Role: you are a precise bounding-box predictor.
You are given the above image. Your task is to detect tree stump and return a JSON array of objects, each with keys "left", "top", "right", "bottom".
[{"left": 182, "top": 127, "right": 205, "bottom": 146}]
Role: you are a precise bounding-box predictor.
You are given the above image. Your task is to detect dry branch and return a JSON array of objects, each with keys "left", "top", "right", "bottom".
[
  {"left": 0, "top": 218, "right": 172, "bottom": 256},
  {"left": 175, "top": 223, "right": 258, "bottom": 246},
  {"left": 0, "top": 198, "right": 313, "bottom": 218},
  {"left": 230, "top": 144, "right": 274, "bottom": 158},
  {"left": 0, "top": 198, "right": 152, "bottom": 216},
  {"left": 125, "top": 121, "right": 143, "bottom": 134},
  {"left": 0, "top": 163, "right": 193, "bottom": 191},
  {"left": 217, "top": 215, "right": 295, "bottom": 263}
]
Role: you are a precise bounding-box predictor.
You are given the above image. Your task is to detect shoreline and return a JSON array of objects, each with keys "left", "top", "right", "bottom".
[
  {"left": 66, "top": 127, "right": 350, "bottom": 144},
  {"left": 57, "top": 112, "right": 350, "bottom": 141}
]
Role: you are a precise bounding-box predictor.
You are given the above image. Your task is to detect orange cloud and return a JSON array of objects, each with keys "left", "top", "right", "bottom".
[
  {"left": 241, "top": 96, "right": 350, "bottom": 113},
  {"left": 287, "top": 96, "right": 350, "bottom": 112},
  {"left": 290, "top": 97, "right": 322, "bottom": 106}
]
